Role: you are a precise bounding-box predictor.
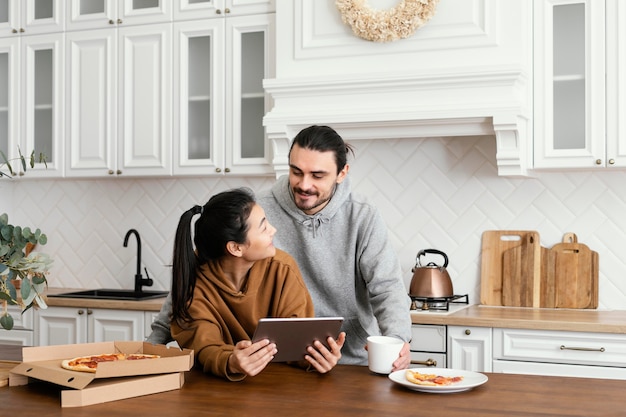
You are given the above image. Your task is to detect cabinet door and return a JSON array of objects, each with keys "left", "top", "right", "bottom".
[
  {"left": 89, "top": 308, "right": 145, "bottom": 342},
  {"left": 67, "top": 0, "right": 171, "bottom": 31},
  {"left": 533, "top": 0, "right": 605, "bottom": 169},
  {"left": 0, "top": 37, "right": 18, "bottom": 165},
  {"left": 173, "top": 19, "right": 225, "bottom": 175},
  {"left": 19, "top": 33, "right": 64, "bottom": 177},
  {"left": 118, "top": 22, "right": 172, "bottom": 176},
  {"left": 35, "top": 306, "right": 87, "bottom": 346},
  {"left": 174, "top": 0, "right": 275, "bottom": 22},
  {"left": 448, "top": 326, "right": 492, "bottom": 372},
  {"left": 65, "top": 28, "right": 117, "bottom": 177},
  {"left": 606, "top": 0, "right": 626, "bottom": 167},
  {"left": 225, "top": 13, "right": 274, "bottom": 175}
]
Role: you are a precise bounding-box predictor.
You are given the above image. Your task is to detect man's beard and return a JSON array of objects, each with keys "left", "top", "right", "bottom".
[{"left": 293, "top": 184, "right": 336, "bottom": 213}]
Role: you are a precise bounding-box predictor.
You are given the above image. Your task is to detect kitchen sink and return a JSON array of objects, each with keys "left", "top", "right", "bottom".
[{"left": 49, "top": 289, "right": 169, "bottom": 301}]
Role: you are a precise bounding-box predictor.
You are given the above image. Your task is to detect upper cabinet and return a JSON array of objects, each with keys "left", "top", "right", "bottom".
[
  {"left": 174, "top": 0, "right": 275, "bottom": 21},
  {"left": 0, "top": 0, "right": 64, "bottom": 37},
  {"left": 0, "top": 0, "right": 64, "bottom": 178},
  {"left": 66, "top": 0, "right": 171, "bottom": 31},
  {"left": 534, "top": 0, "right": 626, "bottom": 169},
  {"left": 173, "top": 10, "right": 275, "bottom": 176}
]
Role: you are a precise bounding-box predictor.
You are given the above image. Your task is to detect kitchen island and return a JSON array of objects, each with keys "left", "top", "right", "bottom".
[{"left": 1, "top": 363, "right": 623, "bottom": 416}]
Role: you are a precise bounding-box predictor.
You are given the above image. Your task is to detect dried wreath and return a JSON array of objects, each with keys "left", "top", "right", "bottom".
[{"left": 335, "top": 0, "right": 440, "bottom": 43}]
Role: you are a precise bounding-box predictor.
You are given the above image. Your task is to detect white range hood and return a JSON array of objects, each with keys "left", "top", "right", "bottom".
[{"left": 264, "top": 65, "right": 530, "bottom": 178}]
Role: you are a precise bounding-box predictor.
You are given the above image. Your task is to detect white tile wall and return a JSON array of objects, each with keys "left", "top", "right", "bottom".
[{"left": 4, "top": 136, "right": 626, "bottom": 309}]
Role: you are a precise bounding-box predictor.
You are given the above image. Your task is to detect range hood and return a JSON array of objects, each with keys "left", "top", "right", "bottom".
[{"left": 263, "top": 65, "right": 531, "bottom": 178}]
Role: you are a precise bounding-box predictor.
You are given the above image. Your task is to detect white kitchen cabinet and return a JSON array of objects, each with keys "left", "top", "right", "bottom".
[
  {"left": 173, "top": 13, "right": 274, "bottom": 176},
  {"left": 34, "top": 306, "right": 145, "bottom": 346},
  {"left": 66, "top": 0, "right": 172, "bottom": 31},
  {"left": 174, "top": 0, "right": 275, "bottom": 21},
  {"left": 65, "top": 22, "right": 171, "bottom": 177},
  {"left": 0, "top": 32, "right": 64, "bottom": 178},
  {"left": 447, "top": 326, "right": 492, "bottom": 372},
  {"left": 0, "top": 305, "right": 34, "bottom": 346},
  {"left": 534, "top": 0, "right": 626, "bottom": 169},
  {"left": 493, "top": 328, "right": 626, "bottom": 380},
  {"left": 0, "top": 0, "right": 64, "bottom": 38}
]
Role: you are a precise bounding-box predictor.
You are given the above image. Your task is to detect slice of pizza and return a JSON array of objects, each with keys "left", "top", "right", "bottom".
[
  {"left": 405, "top": 369, "right": 464, "bottom": 386},
  {"left": 61, "top": 353, "right": 160, "bottom": 373}
]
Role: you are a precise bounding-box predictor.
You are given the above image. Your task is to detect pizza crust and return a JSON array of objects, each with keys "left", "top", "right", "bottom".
[{"left": 405, "top": 369, "right": 463, "bottom": 386}]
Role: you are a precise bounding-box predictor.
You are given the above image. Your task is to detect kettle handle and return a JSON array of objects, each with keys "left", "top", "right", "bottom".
[{"left": 415, "top": 249, "right": 449, "bottom": 268}]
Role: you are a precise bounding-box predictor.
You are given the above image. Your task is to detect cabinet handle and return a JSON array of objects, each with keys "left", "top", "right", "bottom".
[
  {"left": 117, "top": 19, "right": 123, "bottom": 24},
  {"left": 595, "top": 159, "right": 602, "bottom": 165},
  {"left": 410, "top": 359, "right": 438, "bottom": 367},
  {"left": 225, "top": 8, "right": 231, "bottom": 13},
  {"left": 216, "top": 9, "right": 222, "bottom": 14},
  {"left": 116, "top": 170, "right": 122, "bottom": 175},
  {"left": 87, "top": 309, "right": 93, "bottom": 315},
  {"left": 609, "top": 159, "right": 616, "bottom": 165},
  {"left": 560, "top": 345, "right": 605, "bottom": 353},
  {"left": 109, "top": 19, "right": 115, "bottom": 25},
  {"left": 215, "top": 167, "right": 222, "bottom": 173},
  {"left": 225, "top": 167, "right": 231, "bottom": 173},
  {"left": 12, "top": 28, "right": 17, "bottom": 34},
  {"left": 108, "top": 170, "right": 114, "bottom": 175},
  {"left": 78, "top": 309, "right": 85, "bottom": 315},
  {"left": 465, "top": 329, "right": 471, "bottom": 335}
]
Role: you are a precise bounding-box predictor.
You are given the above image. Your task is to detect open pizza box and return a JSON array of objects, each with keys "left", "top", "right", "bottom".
[{"left": 9, "top": 341, "right": 194, "bottom": 407}]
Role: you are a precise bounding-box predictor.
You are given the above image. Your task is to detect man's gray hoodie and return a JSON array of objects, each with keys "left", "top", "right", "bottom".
[{"left": 258, "top": 175, "right": 412, "bottom": 365}]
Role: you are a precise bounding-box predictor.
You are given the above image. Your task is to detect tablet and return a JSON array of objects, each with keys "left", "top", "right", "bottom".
[{"left": 252, "top": 317, "right": 344, "bottom": 362}]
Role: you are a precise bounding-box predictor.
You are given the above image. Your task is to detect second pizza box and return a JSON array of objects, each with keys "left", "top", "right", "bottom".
[{"left": 9, "top": 341, "right": 194, "bottom": 407}]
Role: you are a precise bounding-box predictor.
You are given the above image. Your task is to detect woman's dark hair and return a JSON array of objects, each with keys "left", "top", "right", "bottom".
[
  {"left": 290, "top": 125, "right": 354, "bottom": 174},
  {"left": 171, "top": 187, "right": 256, "bottom": 327}
]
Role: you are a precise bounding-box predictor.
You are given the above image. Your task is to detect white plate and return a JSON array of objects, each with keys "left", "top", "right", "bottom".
[{"left": 388, "top": 368, "right": 488, "bottom": 393}]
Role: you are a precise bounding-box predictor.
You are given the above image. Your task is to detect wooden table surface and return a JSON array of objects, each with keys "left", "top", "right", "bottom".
[{"left": 1, "top": 363, "right": 624, "bottom": 416}]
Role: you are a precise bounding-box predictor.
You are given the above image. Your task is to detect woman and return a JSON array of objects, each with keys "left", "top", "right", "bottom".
[{"left": 170, "top": 188, "right": 345, "bottom": 381}]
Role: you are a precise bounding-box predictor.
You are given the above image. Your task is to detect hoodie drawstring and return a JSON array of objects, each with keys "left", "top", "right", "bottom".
[{"left": 302, "top": 215, "right": 330, "bottom": 238}]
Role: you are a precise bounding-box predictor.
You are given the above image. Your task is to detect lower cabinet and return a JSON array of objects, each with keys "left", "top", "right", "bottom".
[
  {"left": 0, "top": 305, "right": 34, "bottom": 346},
  {"left": 34, "top": 306, "right": 146, "bottom": 346},
  {"left": 493, "top": 328, "right": 626, "bottom": 380},
  {"left": 447, "top": 326, "right": 492, "bottom": 372}
]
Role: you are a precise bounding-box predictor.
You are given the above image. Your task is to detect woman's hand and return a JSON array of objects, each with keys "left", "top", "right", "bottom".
[
  {"left": 304, "top": 331, "right": 346, "bottom": 373},
  {"left": 228, "top": 339, "right": 277, "bottom": 377},
  {"left": 391, "top": 342, "right": 411, "bottom": 372}
]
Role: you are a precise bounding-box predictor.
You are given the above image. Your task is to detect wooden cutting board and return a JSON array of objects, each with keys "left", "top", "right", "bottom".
[
  {"left": 549, "top": 233, "right": 599, "bottom": 309},
  {"left": 501, "top": 232, "right": 552, "bottom": 307},
  {"left": 480, "top": 230, "right": 539, "bottom": 306}
]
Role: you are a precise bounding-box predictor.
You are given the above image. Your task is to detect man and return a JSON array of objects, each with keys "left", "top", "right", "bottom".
[
  {"left": 257, "top": 125, "right": 412, "bottom": 369},
  {"left": 148, "top": 125, "right": 412, "bottom": 370}
]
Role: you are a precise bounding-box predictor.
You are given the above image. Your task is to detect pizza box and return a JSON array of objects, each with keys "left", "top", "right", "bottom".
[{"left": 9, "top": 341, "right": 193, "bottom": 407}]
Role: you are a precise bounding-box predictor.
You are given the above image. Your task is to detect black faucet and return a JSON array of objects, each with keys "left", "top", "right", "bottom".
[{"left": 123, "top": 229, "right": 153, "bottom": 293}]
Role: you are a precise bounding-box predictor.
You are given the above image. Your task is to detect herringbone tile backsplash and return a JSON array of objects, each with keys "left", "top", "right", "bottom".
[{"left": 3, "top": 136, "right": 626, "bottom": 309}]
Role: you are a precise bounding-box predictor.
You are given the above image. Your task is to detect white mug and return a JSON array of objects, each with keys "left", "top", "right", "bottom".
[{"left": 367, "top": 335, "right": 404, "bottom": 374}]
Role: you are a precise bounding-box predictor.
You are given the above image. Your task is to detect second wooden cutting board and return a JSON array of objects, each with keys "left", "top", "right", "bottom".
[{"left": 501, "top": 232, "right": 551, "bottom": 308}]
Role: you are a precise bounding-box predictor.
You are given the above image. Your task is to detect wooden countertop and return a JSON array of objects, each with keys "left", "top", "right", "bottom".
[
  {"left": 45, "top": 288, "right": 166, "bottom": 312},
  {"left": 1, "top": 363, "right": 624, "bottom": 416},
  {"left": 412, "top": 304, "right": 626, "bottom": 333}
]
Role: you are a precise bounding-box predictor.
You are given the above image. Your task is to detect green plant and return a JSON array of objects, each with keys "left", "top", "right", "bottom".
[
  {"left": 0, "top": 146, "right": 48, "bottom": 178},
  {"left": 0, "top": 213, "right": 52, "bottom": 330}
]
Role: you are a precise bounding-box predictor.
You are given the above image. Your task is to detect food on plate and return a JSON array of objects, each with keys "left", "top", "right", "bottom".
[
  {"left": 61, "top": 353, "right": 160, "bottom": 373},
  {"left": 405, "top": 369, "right": 464, "bottom": 386}
]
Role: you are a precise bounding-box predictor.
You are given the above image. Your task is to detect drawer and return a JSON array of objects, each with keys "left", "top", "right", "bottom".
[
  {"left": 409, "top": 352, "right": 446, "bottom": 369},
  {"left": 493, "top": 359, "right": 626, "bottom": 380},
  {"left": 4, "top": 305, "right": 34, "bottom": 330},
  {"left": 410, "top": 324, "right": 446, "bottom": 353},
  {"left": 494, "top": 328, "right": 626, "bottom": 367}
]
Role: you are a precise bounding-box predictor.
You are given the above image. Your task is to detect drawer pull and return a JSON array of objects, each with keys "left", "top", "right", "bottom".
[
  {"left": 410, "top": 359, "right": 438, "bottom": 367},
  {"left": 560, "top": 345, "right": 605, "bottom": 353}
]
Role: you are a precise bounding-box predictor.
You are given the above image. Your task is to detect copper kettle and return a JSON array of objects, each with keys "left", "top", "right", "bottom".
[{"left": 409, "top": 249, "right": 453, "bottom": 298}]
